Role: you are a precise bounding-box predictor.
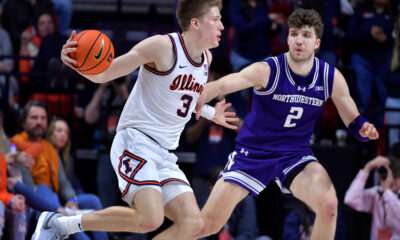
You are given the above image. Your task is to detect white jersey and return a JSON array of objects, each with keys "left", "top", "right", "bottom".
[{"left": 117, "top": 32, "right": 209, "bottom": 150}]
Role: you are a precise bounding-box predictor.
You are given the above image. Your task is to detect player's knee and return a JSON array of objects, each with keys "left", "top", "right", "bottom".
[
  {"left": 202, "top": 216, "right": 223, "bottom": 236},
  {"left": 181, "top": 215, "right": 204, "bottom": 235},
  {"left": 316, "top": 192, "right": 338, "bottom": 219},
  {"left": 138, "top": 214, "right": 164, "bottom": 232}
]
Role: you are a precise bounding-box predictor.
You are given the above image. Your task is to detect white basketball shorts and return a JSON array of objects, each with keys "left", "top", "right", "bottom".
[{"left": 110, "top": 128, "right": 192, "bottom": 206}]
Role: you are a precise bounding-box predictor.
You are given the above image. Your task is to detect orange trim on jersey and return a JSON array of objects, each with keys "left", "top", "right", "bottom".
[
  {"left": 143, "top": 34, "right": 177, "bottom": 75},
  {"left": 178, "top": 32, "right": 203, "bottom": 67},
  {"left": 118, "top": 151, "right": 189, "bottom": 197}
]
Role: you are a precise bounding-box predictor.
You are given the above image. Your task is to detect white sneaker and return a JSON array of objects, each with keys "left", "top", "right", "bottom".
[
  {"left": 64, "top": 207, "right": 94, "bottom": 216},
  {"left": 31, "top": 212, "right": 68, "bottom": 240}
]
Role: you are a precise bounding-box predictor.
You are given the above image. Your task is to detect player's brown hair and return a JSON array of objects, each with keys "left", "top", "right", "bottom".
[
  {"left": 176, "top": 0, "right": 222, "bottom": 31},
  {"left": 288, "top": 8, "right": 324, "bottom": 40}
]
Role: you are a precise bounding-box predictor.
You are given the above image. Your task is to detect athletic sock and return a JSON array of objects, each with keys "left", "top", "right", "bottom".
[{"left": 57, "top": 215, "right": 84, "bottom": 234}]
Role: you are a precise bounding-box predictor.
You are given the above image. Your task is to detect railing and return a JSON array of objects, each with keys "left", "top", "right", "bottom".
[
  {"left": 0, "top": 55, "right": 79, "bottom": 125},
  {"left": 72, "top": 0, "right": 176, "bottom": 14}
]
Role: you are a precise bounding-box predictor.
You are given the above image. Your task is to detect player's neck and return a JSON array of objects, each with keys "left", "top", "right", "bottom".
[
  {"left": 286, "top": 52, "right": 314, "bottom": 77},
  {"left": 181, "top": 32, "right": 204, "bottom": 63}
]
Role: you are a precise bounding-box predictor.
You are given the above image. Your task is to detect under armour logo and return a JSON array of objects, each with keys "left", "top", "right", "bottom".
[
  {"left": 297, "top": 86, "right": 306, "bottom": 92},
  {"left": 240, "top": 148, "right": 248, "bottom": 156}
]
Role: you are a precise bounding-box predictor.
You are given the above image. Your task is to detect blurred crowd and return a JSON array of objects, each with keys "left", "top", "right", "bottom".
[{"left": 1, "top": 0, "right": 400, "bottom": 239}]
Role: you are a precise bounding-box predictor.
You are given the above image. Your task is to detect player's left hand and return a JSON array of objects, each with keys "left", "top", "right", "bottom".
[
  {"left": 359, "top": 122, "right": 379, "bottom": 140},
  {"left": 212, "top": 99, "right": 239, "bottom": 130}
]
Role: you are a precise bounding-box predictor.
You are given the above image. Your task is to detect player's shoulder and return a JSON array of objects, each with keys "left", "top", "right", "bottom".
[
  {"left": 248, "top": 61, "right": 270, "bottom": 73},
  {"left": 144, "top": 34, "right": 173, "bottom": 48}
]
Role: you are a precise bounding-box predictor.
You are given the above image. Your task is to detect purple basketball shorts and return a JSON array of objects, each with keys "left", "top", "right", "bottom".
[{"left": 220, "top": 144, "right": 318, "bottom": 196}]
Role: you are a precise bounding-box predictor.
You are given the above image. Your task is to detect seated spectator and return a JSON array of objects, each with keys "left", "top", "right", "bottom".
[
  {"left": 0, "top": 152, "right": 27, "bottom": 240},
  {"left": 19, "top": 11, "right": 56, "bottom": 84},
  {"left": 2, "top": 109, "right": 70, "bottom": 215},
  {"left": 344, "top": 150, "right": 400, "bottom": 240},
  {"left": 46, "top": 117, "right": 94, "bottom": 196},
  {"left": 1, "top": 0, "right": 53, "bottom": 55},
  {"left": 0, "top": 4, "right": 19, "bottom": 119},
  {"left": 11, "top": 100, "right": 109, "bottom": 240},
  {"left": 282, "top": 200, "right": 346, "bottom": 240}
]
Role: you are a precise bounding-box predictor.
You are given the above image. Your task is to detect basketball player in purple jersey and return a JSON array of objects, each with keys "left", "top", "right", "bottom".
[{"left": 195, "top": 9, "right": 379, "bottom": 240}]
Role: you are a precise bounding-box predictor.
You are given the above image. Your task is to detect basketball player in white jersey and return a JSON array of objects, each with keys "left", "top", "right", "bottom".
[{"left": 32, "top": 1, "right": 238, "bottom": 239}]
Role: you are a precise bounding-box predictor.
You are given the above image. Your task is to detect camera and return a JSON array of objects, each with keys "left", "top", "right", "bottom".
[{"left": 377, "top": 166, "right": 388, "bottom": 180}]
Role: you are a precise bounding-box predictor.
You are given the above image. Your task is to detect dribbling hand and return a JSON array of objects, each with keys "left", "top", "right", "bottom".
[{"left": 61, "top": 30, "right": 78, "bottom": 70}]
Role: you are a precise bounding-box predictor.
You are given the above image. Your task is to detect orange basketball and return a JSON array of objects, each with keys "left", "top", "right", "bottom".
[{"left": 69, "top": 30, "right": 114, "bottom": 75}]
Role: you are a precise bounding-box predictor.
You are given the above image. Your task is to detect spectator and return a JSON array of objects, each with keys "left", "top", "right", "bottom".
[
  {"left": 46, "top": 117, "right": 82, "bottom": 193},
  {"left": 46, "top": 117, "right": 109, "bottom": 240},
  {"left": 384, "top": 15, "right": 400, "bottom": 147},
  {"left": 0, "top": 109, "right": 36, "bottom": 183},
  {"left": 0, "top": 152, "right": 26, "bottom": 240},
  {"left": 1, "top": 109, "right": 69, "bottom": 215},
  {"left": 1, "top": 0, "right": 53, "bottom": 55},
  {"left": 51, "top": 0, "right": 73, "bottom": 35},
  {"left": 11, "top": 100, "right": 108, "bottom": 240},
  {"left": 344, "top": 151, "right": 400, "bottom": 240},
  {"left": 0, "top": 4, "right": 19, "bottom": 119},
  {"left": 346, "top": 0, "right": 394, "bottom": 127},
  {"left": 19, "top": 11, "right": 56, "bottom": 95},
  {"left": 228, "top": 0, "right": 283, "bottom": 72}
]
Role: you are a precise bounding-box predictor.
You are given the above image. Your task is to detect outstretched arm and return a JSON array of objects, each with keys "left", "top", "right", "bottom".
[
  {"left": 196, "top": 61, "right": 270, "bottom": 119},
  {"left": 61, "top": 31, "right": 173, "bottom": 83},
  {"left": 331, "top": 68, "right": 379, "bottom": 141}
]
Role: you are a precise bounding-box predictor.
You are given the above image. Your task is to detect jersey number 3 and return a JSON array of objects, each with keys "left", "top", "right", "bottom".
[
  {"left": 284, "top": 107, "right": 303, "bottom": 128},
  {"left": 177, "top": 94, "right": 193, "bottom": 118}
]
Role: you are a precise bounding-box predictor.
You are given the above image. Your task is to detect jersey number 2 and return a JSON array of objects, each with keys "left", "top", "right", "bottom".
[
  {"left": 177, "top": 94, "right": 193, "bottom": 118},
  {"left": 284, "top": 107, "right": 303, "bottom": 128}
]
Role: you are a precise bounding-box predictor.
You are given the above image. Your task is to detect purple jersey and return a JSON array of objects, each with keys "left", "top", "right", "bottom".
[{"left": 236, "top": 53, "right": 335, "bottom": 152}]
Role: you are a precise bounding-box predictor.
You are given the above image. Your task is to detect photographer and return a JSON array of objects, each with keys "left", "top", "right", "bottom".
[{"left": 344, "top": 153, "right": 400, "bottom": 239}]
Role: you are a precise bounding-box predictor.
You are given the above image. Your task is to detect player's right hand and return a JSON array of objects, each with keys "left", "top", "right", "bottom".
[{"left": 61, "top": 30, "right": 78, "bottom": 70}]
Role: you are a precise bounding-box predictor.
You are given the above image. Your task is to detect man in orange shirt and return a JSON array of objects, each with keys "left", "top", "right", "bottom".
[
  {"left": 11, "top": 100, "right": 60, "bottom": 192},
  {"left": 11, "top": 100, "right": 80, "bottom": 211}
]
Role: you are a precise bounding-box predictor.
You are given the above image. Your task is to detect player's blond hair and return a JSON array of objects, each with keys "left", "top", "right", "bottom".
[{"left": 176, "top": 0, "right": 222, "bottom": 31}]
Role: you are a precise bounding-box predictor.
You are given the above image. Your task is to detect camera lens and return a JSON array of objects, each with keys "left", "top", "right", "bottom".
[{"left": 377, "top": 166, "right": 388, "bottom": 180}]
